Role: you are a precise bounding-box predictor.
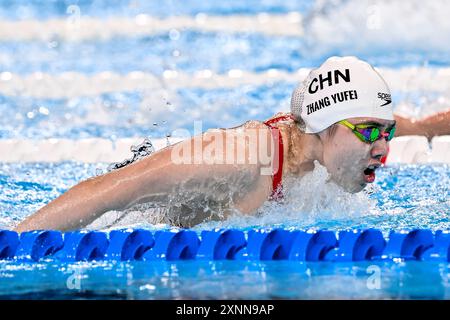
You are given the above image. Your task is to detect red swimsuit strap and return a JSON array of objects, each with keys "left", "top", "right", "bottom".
[{"left": 262, "top": 114, "right": 295, "bottom": 200}]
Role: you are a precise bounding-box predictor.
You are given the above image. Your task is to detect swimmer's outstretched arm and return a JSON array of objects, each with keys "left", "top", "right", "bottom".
[
  {"left": 14, "top": 127, "right": 272, "bottom": 232},
  {"left": 394, "top": 109, "right": 450, "bottom": 139}
]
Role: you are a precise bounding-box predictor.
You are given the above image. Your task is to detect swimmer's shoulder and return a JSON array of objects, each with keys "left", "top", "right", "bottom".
[
  {"left": 218, "top": 120, "right": 266, "bottom": 131},
  {"left": 220, "top": 112, "right": 295, "bottom": 131}
]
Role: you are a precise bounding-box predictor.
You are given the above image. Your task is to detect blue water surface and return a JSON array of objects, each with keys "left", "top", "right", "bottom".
[
  {"left": 0, "top": 0, "right": 315, "bottom": 20},
  {"left": 1, "top": 33, "right": 448, "bottom": 76},
  {"left": 1, "top": 162, "right": 449, "bottom": 231},
  {"left": 0, "top": 163, "right": 449, "bottom": 299}
]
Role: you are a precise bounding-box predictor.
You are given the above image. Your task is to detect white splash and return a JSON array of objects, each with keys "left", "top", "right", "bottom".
[
  {"left": 85, "top": 206, "right": 172, "bottom": 232},
  {"left": 196, "top": 161, "right": 379, "bottom": 229}
]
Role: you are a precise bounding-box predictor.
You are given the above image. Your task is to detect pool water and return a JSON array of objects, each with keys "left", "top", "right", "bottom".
[
  {"left": 1, "top": 162, "right": 449, "bottom": 232},
  {"left": 0, "top": 0, "right": 449, "bottom": 299},
  {"left": 0, "top": 162, "right": 449, "bottom": 299},
  {"left": 0, "top": 260, "right": 448, "bottom": 299}
]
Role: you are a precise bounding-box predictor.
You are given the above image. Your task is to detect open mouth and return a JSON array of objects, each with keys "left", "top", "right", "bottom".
[{"left": 363, "top": 164, "right": 380, "bottom": 183}]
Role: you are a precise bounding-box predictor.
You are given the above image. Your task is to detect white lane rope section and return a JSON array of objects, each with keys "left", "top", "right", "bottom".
[
  {"left": 1, "top": 67, "right": 450, "bottom": 99},
  {"left": 0, "top": 13, "right": 303, "bottom": 41},
  {"left": 0, "top": 136, "right": 449, "bottom": 164},
  {"left": 0, "top": 137, "right": 183, "bottom": 163}
]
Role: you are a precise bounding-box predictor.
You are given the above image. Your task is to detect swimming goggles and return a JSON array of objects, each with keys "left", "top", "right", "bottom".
[{"left": 338, "top": 120, "right": 396, "bottom": 144}]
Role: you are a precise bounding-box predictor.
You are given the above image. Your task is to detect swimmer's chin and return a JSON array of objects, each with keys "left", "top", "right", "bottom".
[
  {"left": 354, "top": 183, "right": 368, "bottom": 193},
  {"left": 328, "top": 175, "right": 367, "bottom": 193},
  {"left": 334, "top": 180, "right": 367, "bottom": 193},
  {"left": 339, "top": 185, "right": 365, "bottom": 194}
]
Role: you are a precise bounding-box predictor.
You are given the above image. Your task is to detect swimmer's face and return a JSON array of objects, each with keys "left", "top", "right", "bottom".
[{"left": 319, "top": 117, "right": 395, "bottom": 193}]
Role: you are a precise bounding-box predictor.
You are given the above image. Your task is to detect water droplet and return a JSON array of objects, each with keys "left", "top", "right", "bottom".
[
  {"left": 0, "top": 72, "right": 12, "bottom": 81},
  {"left": 169, "top": 29, "right": 180, "bottom": 41},
  {"left": 163, "top": 70, "right": 178, "bottom": 79},
  {"left": 135, "top": 14, "right": 149, "bottom": 25},
  {"left": 195, "top": 13, "right": 207, "bottom": 24},
  {"left": 107, "top": 138, "right": 155, "bottom": 172},
  {"left": 228, "top": 69, "right": 243, "bottom": 78},
  {"left": 48, "top": 40, "right": 58, "bottom": 49},
  {"left": 38, "top": 106, "right": 49, "bottom": 115}
]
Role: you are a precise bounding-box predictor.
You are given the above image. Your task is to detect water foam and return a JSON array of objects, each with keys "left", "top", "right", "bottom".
[{"left": 196, "top": 161, "right": 379, "bottom": 230}]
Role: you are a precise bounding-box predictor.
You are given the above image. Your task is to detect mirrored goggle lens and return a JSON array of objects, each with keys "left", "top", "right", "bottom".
[
  {"left": 386, "top": 126, "right": 396, "bottom": 141},
  {"left": 356, "top": 127, "right": 380, "bottom": 142}
]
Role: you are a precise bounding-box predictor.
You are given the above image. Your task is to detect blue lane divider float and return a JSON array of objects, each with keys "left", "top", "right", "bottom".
[
  {"left": 144, "top": 230, "right": 200, "bottom": 260},
  {"left": 290, "top": 230, "right": 337, "bottom": 261},
  {"left": 380, "top": 229, "right": 435, "bottom": 261},
  {"left": 0, "top": 228, "right": 448, "bottom": 262},
  {"left": 234, "top": 229, "right": 338, "bottom": 261},
  {"left": 197, "top": 229, "right": 246, "bottom": 260},
  {"left": 237, "top": 229, "right": 293, "bottom": 260},
  {"left": 324, "top": 229, "right": 386, "bottom": 262},
  {"left": 16, "top": 230, "right": 64, "bottom": 261},
  {"left": 0, "top": 230, "right": 20, "bottom": 260},
  {"left": 55, "top": 231, "right": 109, "bottom": 262},
  {"left": 422, "top": 231, "right": 450, "bottom": 261},
  {"left": 106, "top": 229, "right": 154, "bottom": 261}
]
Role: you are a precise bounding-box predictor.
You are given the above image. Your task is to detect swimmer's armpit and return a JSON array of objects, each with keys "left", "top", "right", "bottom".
[{"left": 394, "top": 108, "right": 450, "bottom": 140}]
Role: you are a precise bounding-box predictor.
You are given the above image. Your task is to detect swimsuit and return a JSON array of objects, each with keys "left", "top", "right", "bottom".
[{"left": 262, "top": 113, "right": 295, "bottom": 201}]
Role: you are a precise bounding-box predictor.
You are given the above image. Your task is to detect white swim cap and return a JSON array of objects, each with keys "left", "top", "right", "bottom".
[{"left": 291, "top": 56, "right": 394, "bottom": 133}]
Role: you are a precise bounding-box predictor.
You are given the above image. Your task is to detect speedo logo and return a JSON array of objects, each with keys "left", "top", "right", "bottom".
[{"left": 377, "top": 92, "right": 391, "bottom": 106}]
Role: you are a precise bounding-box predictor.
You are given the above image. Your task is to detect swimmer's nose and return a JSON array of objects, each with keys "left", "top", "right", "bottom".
[{"left": 370, "top": 138, "right": 389, "bottom": 161}]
